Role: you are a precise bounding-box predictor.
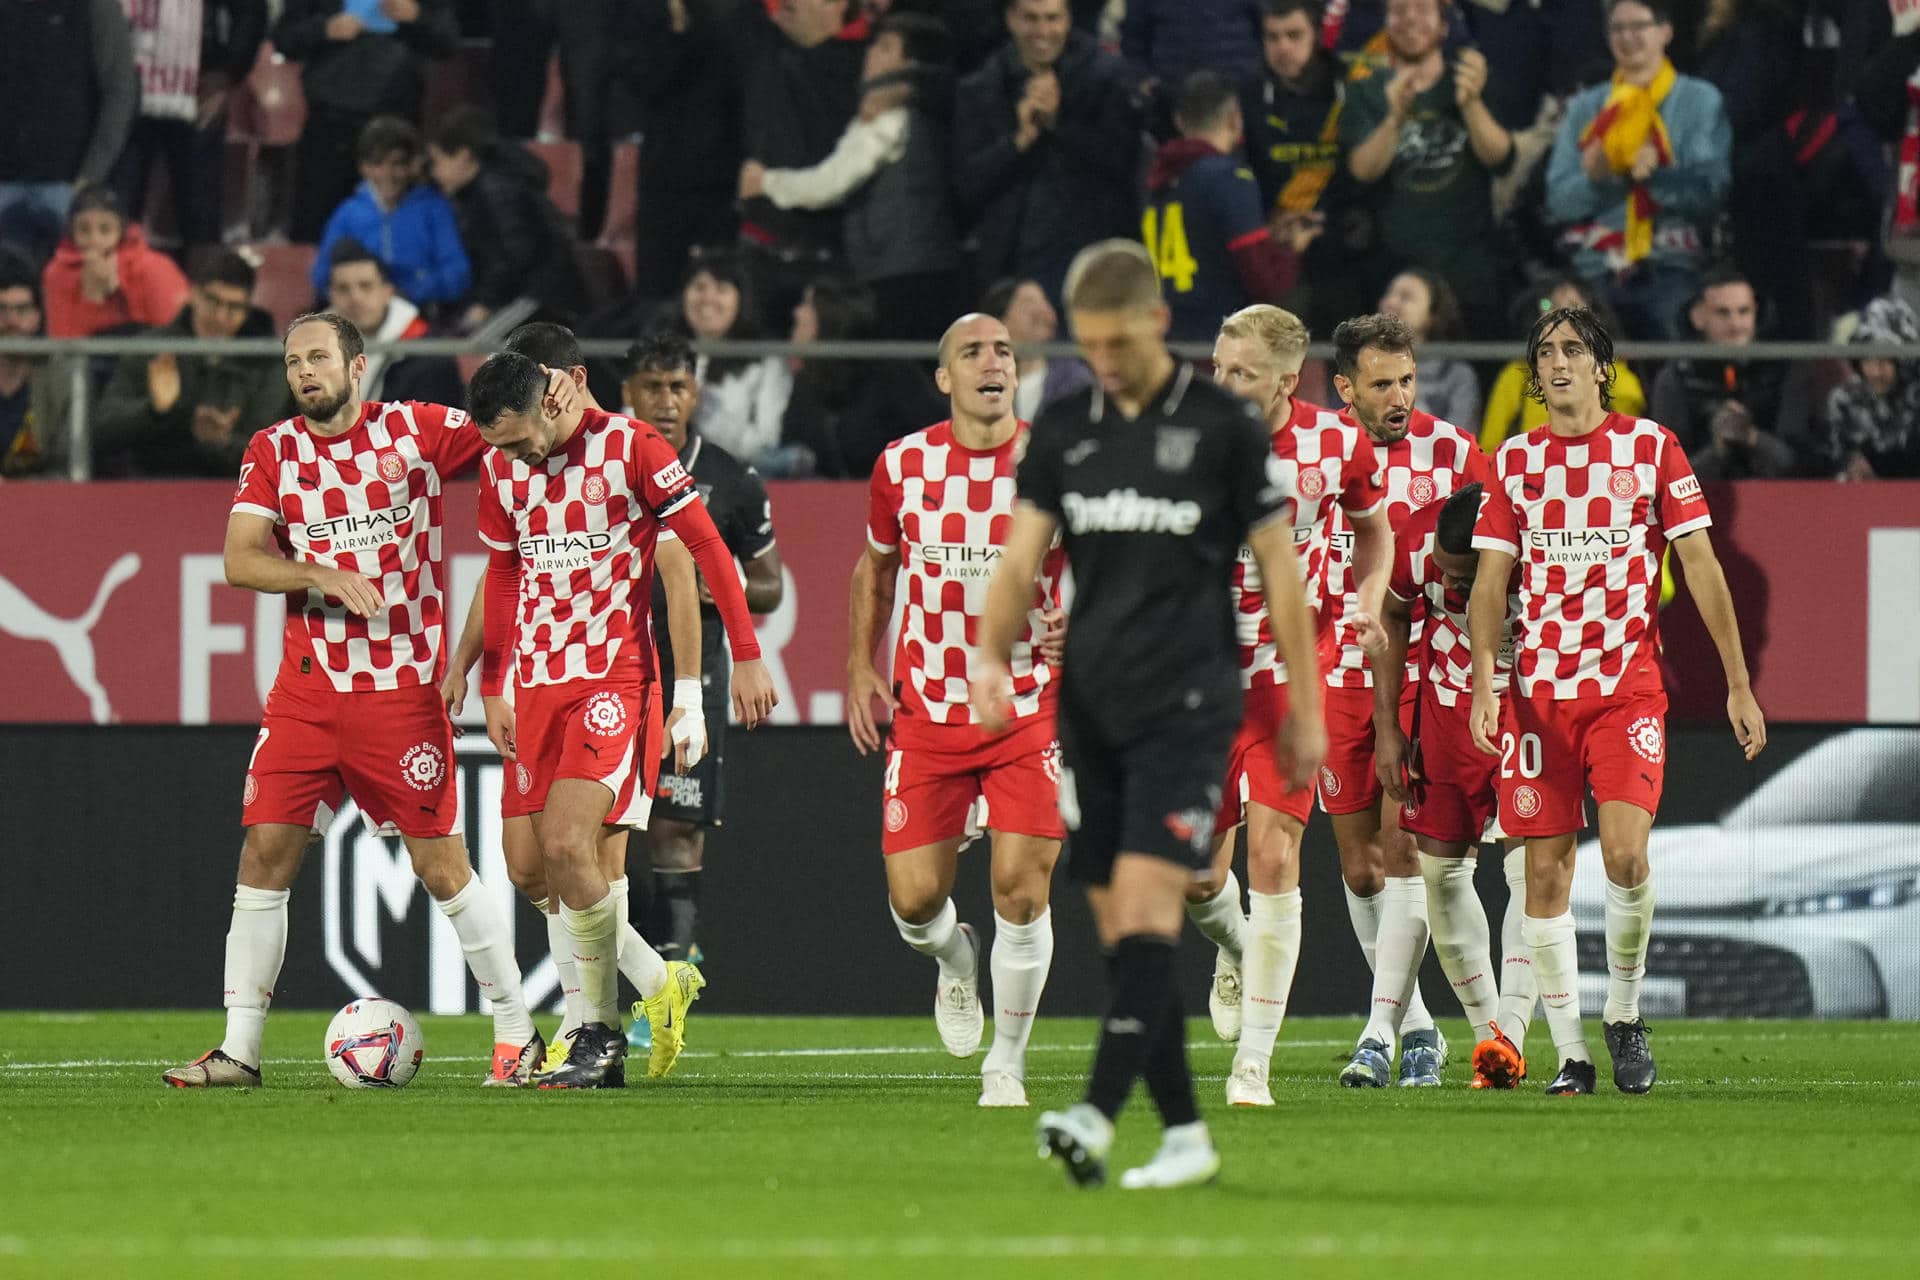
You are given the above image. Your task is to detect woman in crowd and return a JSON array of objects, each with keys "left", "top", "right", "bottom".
[
  {"left": 40, "top": 185, "right": 190, "bottom": 339},
  {"left": 645, "top": 252, "right": 795, "bottom": 472},
  {"left": 981, "top": 277, "right": 1093, "bottom": 420}
]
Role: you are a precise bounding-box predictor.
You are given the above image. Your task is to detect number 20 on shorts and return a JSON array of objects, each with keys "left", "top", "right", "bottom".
[{"left": 1501, "top": 731, "right": 1543, "bottom": 779}]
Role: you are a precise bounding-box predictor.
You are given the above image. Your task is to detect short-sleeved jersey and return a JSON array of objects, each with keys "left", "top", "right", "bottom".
[
  {"left": 477, "top": 408, "right": 698, "bottom": 689},
  {"left": 231, "top": 399, "right": 484, "bottom": 693},
  {"left": 867, "top": 419, "right": 1065, "bottom": 741},
  {"left": 649, "top": 432, "right": 776, "bottom": 682},
  {"left": 1232, "top": 398, "right": 1384, "bottom": 689},
  {"left": 1473, "top": 413, "right": 1711, "bottom": 700},
  {"left": 1324, "top": 409, "right": 1488, "bottom": 688},
  {"left": 1019, "top": 363, "right": 1289, "bottom": 734},
  {"left": 1388, "top": 496, "right": 1517, "bottom": 707},
  {"left": 1142, "top": 149, "right": 1269, "bottom": 343}
]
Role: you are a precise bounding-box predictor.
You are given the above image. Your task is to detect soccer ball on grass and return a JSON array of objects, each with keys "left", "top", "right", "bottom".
[{"left": 324, "top": 997, "right": 424, "bottom": 1089}]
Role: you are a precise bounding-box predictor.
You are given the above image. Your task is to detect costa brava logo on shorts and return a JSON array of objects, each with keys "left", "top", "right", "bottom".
[
  {"left": 582, "top": 475, "right": 608, "bottom": 505},
  {"left": 1609, "top": 469, "right": 1640, "bottom": 500},
  {"left": 400, "top": 742, "right": 446, "bottom": 791},
  {"left": 243, "top": 774, "right": 258, "bottom": 806},
  {"left": 1319, "top": 765, "right": 1342, "bottom": 797},
  {"left": 1628, "top": 715, "right": 1665, "bottom": 763},
  {"left": 885, "top": 798, "right": 909, "bottom": 833},
  {"left": 1407, "top": 476, "right": 1438, "bottom": 507},
  {"left": 515, "top": 763, "right": 532, "bottom": 795},
  {"left": 1296, "top": 466, "right": 1326, "bottom": 501},
  {"left": 1041, "top": 740, "right": 1063, "bottom": 783},
  {"left": 583, "top": 691, "right": 627, "bottom": 737},
  {"left": 1512, "top": 785, "right": 1542, "bottom": 818}
]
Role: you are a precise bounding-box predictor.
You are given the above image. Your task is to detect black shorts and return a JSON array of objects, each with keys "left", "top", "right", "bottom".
[
  {"left": 1056, "top": 698, "right": 1238, "bottom": 886},
  {"left": 652, "top": 660, "right": 729, "bottom": 828}
]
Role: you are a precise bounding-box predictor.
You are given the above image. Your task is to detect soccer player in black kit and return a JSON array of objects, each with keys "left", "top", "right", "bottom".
[{"left": 974, "top": 241, "right": 1328, "bottom": 1189}]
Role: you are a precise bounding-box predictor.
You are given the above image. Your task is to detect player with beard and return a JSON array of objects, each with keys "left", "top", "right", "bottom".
[
  {"left": 441, "top": 322, "right": 712, "bottom": 1078},
  {"left": 975, "top": 241, "right": 1325, "bottom": 1189},
  {"left": 165, "top": 312, "right": 542, "bottom": 1089},
  {"left": 1323, "top": 312, "right": 1488, "bottom": 1088},
  {"left": 1469, "top": 307, "right": 1765, "bottom": 1094},
  {"left": 1193, "top": 304, "right": 1392, "bottom": 1108},
  {"left": 624, "top": 332, "right": 785, "bottom": 974},
  {"left": 850, "top": 312, "right": 1066, "bottom": 1109},
  {"left": 467, "top": 352, "right": 777, "bottom": 1088},
  {"left": 1356, "top": 481, "right": 1535, "bottom": 1089}
]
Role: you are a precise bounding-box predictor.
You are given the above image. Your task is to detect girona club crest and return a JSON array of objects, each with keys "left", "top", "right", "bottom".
[
  {"left": 399, "top": 742, "right": 446, "bottom": 792},
  {"left": 1407, "top": 476, "right": 1438, "bottom": 507},
  {"left": 377, "top": 450, "right": 407, "bottom": 483},
  {"left": 1512, "top": 785, "right": 1542, "bottom": 819},
  {"left": 1296, "top": 467, "right": 1326, "bottom": 501},
  {"left": 1609, "top": 469, "right": 1640, "bottom": 500},
  {"left": 515, "top": 763, "right": 532, "bottom": 795},
  {"left": 583, "top": 691, "right": 627, "bottom": 737},
  {"left": 1041, "top": 740, "right": 1063, "bottom": 783},
  {"left": 243, "top": 774, "right": 258, "bottom": 806},
  {"left": 582, "top": 475, "right": 608, "bottom": 505},
  {"left": 1628, "top": 715, "right": 1665, "bottom": 763},
  {"left": 885, "top": 798, "right": 909, "bottom": 833},
  {"left": 1319, "top": 765, "right": 1341, "bottom": 797}
]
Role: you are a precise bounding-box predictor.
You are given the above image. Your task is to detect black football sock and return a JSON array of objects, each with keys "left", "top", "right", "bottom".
[
  {"left": 1141, "top": 972, "right": 1199, "bottom": 1128},
  {"left": 652, "top": 869, "right": 700, "bottom": 960},
  {"left": 1085, "top": 934, "right": 1177, "bottom": 1122}
]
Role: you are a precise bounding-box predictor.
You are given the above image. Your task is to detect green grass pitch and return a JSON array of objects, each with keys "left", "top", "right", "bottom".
[{"left": 4, "top": 1013, "right": 1918, "bottom": 1278}]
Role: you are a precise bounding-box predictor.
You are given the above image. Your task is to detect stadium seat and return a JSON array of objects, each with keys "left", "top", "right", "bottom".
[
  {"left": 529, "top": 142, "right": 584, "bottom": 221},
  {"left": 426, "top": 39, "right": 491, "bottom": 120},
  {"left": 240, "top": 243, "right": 320, "bottom": 333},
  {"left": 599, "top": 142, "right": 639, "bottom": 250}
]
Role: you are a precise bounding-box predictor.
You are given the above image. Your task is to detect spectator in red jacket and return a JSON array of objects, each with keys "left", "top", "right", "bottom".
[{"left": 41, "top": 184, "right": 190, "bottom": 339}]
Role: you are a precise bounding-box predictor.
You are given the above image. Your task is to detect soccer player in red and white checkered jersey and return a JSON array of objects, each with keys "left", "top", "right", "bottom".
[
  {"left": 1199, "top": 305, "right": 1392, "bottom": 1108},
  {"left": 440, "top": 323, "right": 713, "bottom": 1073},
  {"left": 1322, "top": 312, "right": 1491, "bottom": 1087},
  {"left": 163, "top": 312, "right": 542, "bottom": 1092},
  {"left": 1468, "top": 307, "right": 1766, "bottom": 1096},
  {"left": 468, "top": 351, "right": 778, "bottom": 1089},
  {"left": 1357, "top": 481, "right": 1535, "bottom": 1090},
  {"left": 848, "top": 313, "right": 1067, "bottom": 1109}
]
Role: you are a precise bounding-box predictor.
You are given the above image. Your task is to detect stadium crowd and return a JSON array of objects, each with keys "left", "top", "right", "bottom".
[{"left": 3, "top": 0, "right": 1919, "bottom": 482}]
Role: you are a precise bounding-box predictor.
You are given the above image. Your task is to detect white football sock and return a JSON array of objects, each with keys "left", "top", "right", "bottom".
[
  {"left": 1359, "top": 876, "right": 1429, "bottom": 1048},
  {"left": 1523, "top": 912, "right": 1591, "bottom": 1063},
  {"left": 542, "top": 903, "right": 585, "bottom": 1036},
  {"left": 1603, "top": 877, "right": 1656, "bottom": 1025},
  {"left": 1497, "top": 849, "right": 1536, "bottom": 1054},
  {"left": 1421, "top": 854, "right": 1499, "bottom": 1043},
  {"left": 610, "top": 876, "right": 667, "bottom": 1001},
  {"left": 1184, "top": 871, "right": 1246, "bottom": 969},
  {"left": 435, "top": 876, "right": 536, "bottom": 1045},
  {"left": 891, "top": 898, "right": 974, "bottom": 982},
  {"left": 1234, "top": 889, "right": 1302, "bottom": 1067},
  {"left": 219, "top": 885, "right": 288, "bottom": 1069},
  {"left": 1346, "top": 882, "right": 1435, "bottom": 1034},
  {"left": 560, "top": 891, "right": 620, "bottom": 1027},
  {"left": 981, "top": 909, "right": 1054, "bottom": 1078}
]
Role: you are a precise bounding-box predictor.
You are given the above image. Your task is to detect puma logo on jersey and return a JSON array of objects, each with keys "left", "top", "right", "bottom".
[{"left": 1061, "top": 489, "right": 1202, "bottom": 535}]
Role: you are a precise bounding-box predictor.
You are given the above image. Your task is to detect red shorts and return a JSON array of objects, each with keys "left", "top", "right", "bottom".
[
  {"left": 1399, "top": 690, "right": 1500, "bottom": 846},
  {"left": 243, "top": 676, "right": 460, "bottom": 839},
  {"left": 1216, "top": 681, "right": 1316, "bottom": 830},
  {"left": 1317, "top": 682, "right": 1416, "bottom": 816},
  {"left": 504, "top": 679, "right": 664, "bottom": 828},
  {"left": 1498, "top": 686, "right": 1668, "bottom": 837},
  {"left": 882, "top": 714, "right": 1065, "bottom": 856}
]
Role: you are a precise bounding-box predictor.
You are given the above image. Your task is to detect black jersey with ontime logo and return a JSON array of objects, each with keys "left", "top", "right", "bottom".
[
  {"left": 649, "top": 432, "right": 776, "bottom": 683},
  {"left": 1018, "top": 362, "right": 1289, "bottom": 735}
]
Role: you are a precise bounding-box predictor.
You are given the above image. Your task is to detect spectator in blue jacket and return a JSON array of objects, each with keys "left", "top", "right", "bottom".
[
  {"left": 310, "top": 116, "right": 470, "bottom": 311},
  {"left": 1544, "top": 0, "right": 1729, "bottom": 340}
]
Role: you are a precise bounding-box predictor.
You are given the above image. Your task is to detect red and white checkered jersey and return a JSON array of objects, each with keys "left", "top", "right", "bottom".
[
  {"left": 1473, "top": 413, "right": 1711, "bottom": 700},
  {"left": 231, "top": 400, "right": 484, "bottom": 693},
  {"left": 1324, "top": 410, "right": 1488, "bottom": 689},
  {"left": 1232, "top": 398, "right": 1383, "bottom": 689},
  {"left": 477, "top": 408, "right": 698, "bottom": 688},
  {"left": 1388, "top": 495, "right": 1517, "bottom": 707},
  {"left": 867, "top": 420, "right": 1065, "bottom": 740}
]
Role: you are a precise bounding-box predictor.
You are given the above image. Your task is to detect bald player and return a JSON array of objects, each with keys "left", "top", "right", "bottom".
[{"left": 849, "top": 312, "right": 1068, "bottom": 1108}]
